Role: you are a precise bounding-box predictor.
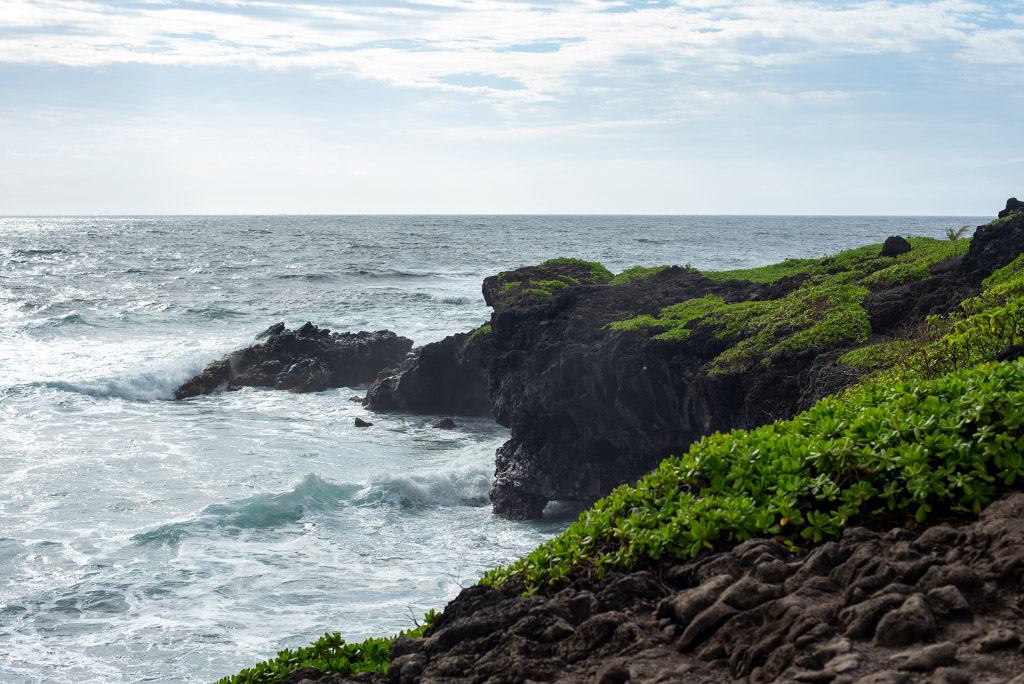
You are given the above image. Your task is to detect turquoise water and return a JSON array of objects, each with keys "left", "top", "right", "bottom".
[{"left": 0, "top": 214, "right": 989, "bottom": 682}]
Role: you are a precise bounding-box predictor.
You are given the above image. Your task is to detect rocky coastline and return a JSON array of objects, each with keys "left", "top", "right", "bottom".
[
  {"left": 287, "top": 492, "right": 1024, "bottom": 684},
  {"left": 212, "top": 199, "right": 1024, "bottom": 684}
]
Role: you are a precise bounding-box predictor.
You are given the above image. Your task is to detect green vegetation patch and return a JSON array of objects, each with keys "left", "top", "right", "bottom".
[
  {"left": 841, "top": 245, "right": 1024, "bottom": 383},
  {"left": 609, "top": 281, "right": 870, "bottom": 372},
  {"left": 704, "top": 257, "right": 820, "bottom": 284},
  {"left": 539, "top": 257, "right": 613, "bottom": 283},
  {"left": 465, "top": 323, "right": 492, "bottom": 346},
  {"left": 217, "top": 612, "right": 438, "bottom": 684},
  {"left": 609, "top": 237, "right": 972, "bottom": 371},
  {"left": 481, "top": 359, "right": 1024, "bottom": 593},
  {"left": 610, "top": 265, "right": 670, "bottom": 286},
  {"left": 704, "top": 237, "right": 968, "bottom": 287},
  {"left": 495, "top": 258, "right": 611, "bottom": 302}
]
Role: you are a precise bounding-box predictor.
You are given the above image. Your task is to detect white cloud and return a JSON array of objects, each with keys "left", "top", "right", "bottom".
[{"left": 0, "top": 0, "right": 1014, "bottom": 105}]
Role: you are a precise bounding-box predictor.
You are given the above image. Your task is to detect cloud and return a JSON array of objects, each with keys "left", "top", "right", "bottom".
[{"left": 0, "top": 0, "right": 1018, "bottom": 107}]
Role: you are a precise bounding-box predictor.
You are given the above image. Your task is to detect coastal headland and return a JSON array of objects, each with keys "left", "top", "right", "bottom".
[{"left": 211, "top": 199, "right": 1024, "bottom": 683}]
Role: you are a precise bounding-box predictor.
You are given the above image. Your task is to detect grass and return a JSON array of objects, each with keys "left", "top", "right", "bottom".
[
  {"left": 609, "top": 264, "right": 670, "bottom": 285},
  {"left": 608, "top": 237, "right": 970, "bottom": 373}
]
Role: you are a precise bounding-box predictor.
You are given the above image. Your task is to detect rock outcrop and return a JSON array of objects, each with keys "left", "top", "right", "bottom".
[
  {"left": 363, "top": 331, "right": 491, "bottom": 416},
  {"left": 281, "top": 492, "right": 1024, "bottom": 684},
  {"left": 174, "top": 322, "right": 412, "bottom": 399},
  {"left": 480, "top": 211, "right": 1024, "bottom": 519}
]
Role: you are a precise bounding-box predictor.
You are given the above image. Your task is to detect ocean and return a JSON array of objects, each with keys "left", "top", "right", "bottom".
[{"left": 0, "top": 214, "right": 989, "bottom": 683}]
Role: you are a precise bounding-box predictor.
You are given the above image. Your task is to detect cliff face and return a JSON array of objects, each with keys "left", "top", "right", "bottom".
[{"left": 479, "top": 211, "right": 1024, "bottom": 520}]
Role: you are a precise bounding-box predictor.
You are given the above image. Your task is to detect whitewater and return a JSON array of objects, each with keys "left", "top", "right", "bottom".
[{"left": 0, "top": 214, "right": 988, "bottom": 683}]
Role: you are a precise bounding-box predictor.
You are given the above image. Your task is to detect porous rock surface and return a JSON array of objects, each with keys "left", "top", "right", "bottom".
[
  {"left": 286, "top": 492, "right": 1024, "bottom": 684},
  {"left": 174, "top": 322, "right": 412, "bottom": 398},
  {"left": 483, "top": 210, "right": 1024, "bottom": 519}
]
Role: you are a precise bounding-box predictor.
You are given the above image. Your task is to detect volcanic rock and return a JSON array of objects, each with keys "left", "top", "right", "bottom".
[
  {"left": 292, "top": 492, "right": 1024, "bottom": 684},
  {"left": 363, "top": 331, "right": 490, "bottom": 415},
  {"left": 481, "top": 207, "right": 1024, "bottom": 519},
  {"left": 999, "top": 197, "right": 1023, "bottom": 219},
  {"left": 880, "top": 236, "right": 913, "bottom": 258},
  {"left": 173, "top": 322, "right": 412, "bottom": 399}
]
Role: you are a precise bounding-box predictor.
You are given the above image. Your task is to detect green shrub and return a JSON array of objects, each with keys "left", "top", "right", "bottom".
[
  {"left": 216, "top": 612, "right": 438, "bottom": 684},
  {"left": 946, "top": 225, "right": 970, "bottom": 241},
  {"left": 842, "top": 248, "right": 1024, "bottom": 382},
  {"left": 481, "top": 360, "right": 1024, "bottom": 594}
]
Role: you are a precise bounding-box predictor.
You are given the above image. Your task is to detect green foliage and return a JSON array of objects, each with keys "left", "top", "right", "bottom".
[
  {"left": 494, "top": 258, "right": 610, "bottom": 302},
  {"left": 704, "top": 257, "right": 821, "bottom": 284},
  {"left": 609, "top": 237, "right": 971, "bottom": 371},
  {"left": 842, "top": 252, "right": 1024, "bottom": 382},
  {"left": 480, "top": 359, "right": 1024, "bottom": 593},
  {"left": 465, "top": 323, "right": 492, "bottom": 346},
  {"left": 609, "top": 281, "right": 870, "bottom": 372},
  {"left": 539, "top": 257, "right": 613, "bottom": 282},
  {"left": 610, "top": 265, "right": 670, "bottom": 286},
  {"left": 217, "top": 612, "right": 438, "bottom": 684},
  {"left": 946, "top": 225, "right": 970, "bottom": 241}
]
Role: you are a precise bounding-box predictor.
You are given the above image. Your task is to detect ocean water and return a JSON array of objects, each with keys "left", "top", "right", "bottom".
[{"left": 0, "top": 214, "right": 989, "bottom": 683}]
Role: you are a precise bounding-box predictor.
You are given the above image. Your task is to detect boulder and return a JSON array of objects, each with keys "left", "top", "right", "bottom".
[
  {"left": 880, "top": 236, "right": 913, "bottom": 258},
  {"left": 174, "top": 323, "right": 412, "bottom": 399},
  {"left": 364, "top": 331, "right": 490, "bottom": 415}
]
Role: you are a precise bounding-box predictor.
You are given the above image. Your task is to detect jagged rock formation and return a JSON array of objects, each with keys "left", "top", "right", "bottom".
[
  {"left": 281, "top": 492, "right": 1024, "bottom": 684},
  {"left": 173, "top": 322, "right": 412, "bottom": 399},
  {"left": 363, "top": 331, "right": 491, "bottom": 415},
  {"left": 481, "top": 211, "right": 1024, "bottom": 520}
]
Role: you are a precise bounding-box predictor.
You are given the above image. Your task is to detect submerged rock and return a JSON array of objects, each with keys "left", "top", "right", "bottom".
[{"left": 173, "top": 322, "right": 412, "bottom": 399}]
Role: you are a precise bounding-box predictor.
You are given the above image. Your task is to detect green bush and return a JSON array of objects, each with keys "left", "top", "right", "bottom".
[
  {"left": 216, "top": 612, "right": 437, "bottom": 684},
  {"left": 481, "top": 359, "right": 1024, "bottom": 593}
]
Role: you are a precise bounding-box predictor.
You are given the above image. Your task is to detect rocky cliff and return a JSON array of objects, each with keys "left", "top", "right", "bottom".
[{"left": 477, "top": 207, "right": 1024, "bottom": 520}]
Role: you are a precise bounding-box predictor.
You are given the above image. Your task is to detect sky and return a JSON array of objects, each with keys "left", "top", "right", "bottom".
[{"left": 0, "top": 0, "right": 1021, "bottom": 214}]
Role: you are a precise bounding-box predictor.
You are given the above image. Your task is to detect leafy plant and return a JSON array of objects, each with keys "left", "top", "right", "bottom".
[
  {"left": 216, "top": 611, "right": 438, "bottom": 684},
  {"left": 481, "top": 359, "right": 1024, "bottom": 594},
  {"left": 946, "top": 225, "right": 970, "bottom": 241}
]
